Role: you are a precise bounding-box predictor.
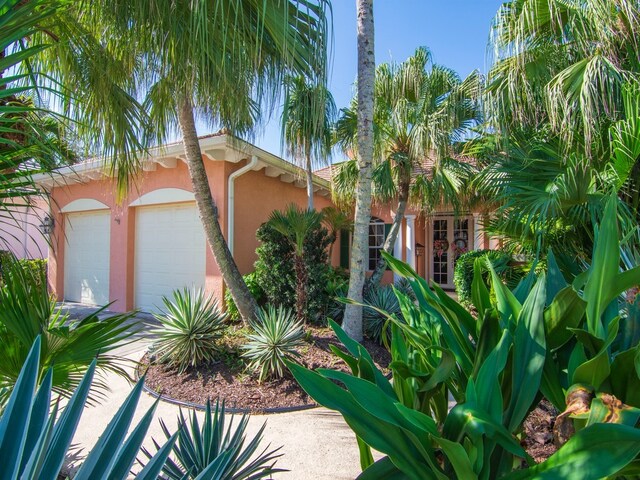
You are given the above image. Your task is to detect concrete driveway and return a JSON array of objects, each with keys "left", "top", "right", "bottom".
[{"left": 60, "top": 303, "right": 371, "bottom": 479}]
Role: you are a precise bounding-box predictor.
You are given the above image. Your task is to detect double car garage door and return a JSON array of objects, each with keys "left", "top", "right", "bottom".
[{"left": 64, "top": 203, "right": 205, "bottom": 311}]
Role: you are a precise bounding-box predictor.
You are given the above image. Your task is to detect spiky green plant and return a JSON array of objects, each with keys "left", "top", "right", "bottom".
[
  {"left": 363, "top": 285, "right": 403, "bottom": 345},
  {"left": 141, "top": 400, "right": 284, "bottom": 479},
  {"left": 0, "top": 336, "right": 177, "bottom": 480},
  {"left": 152, "top": 289, "right": 227, "bottom": 373},
  {"left": 242, "top": 306, "right": 305, "bottom": 381},
  {"left": 0, "top": 257, "right": 134, "bottom": 406}
]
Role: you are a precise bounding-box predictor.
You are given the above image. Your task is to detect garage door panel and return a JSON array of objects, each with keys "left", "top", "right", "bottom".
[
  {"left": 64, "top": 211, "right": 110, "bottom": 305},
  {"left": 135, "top": 203, "right": 206, "bottom": 312}
]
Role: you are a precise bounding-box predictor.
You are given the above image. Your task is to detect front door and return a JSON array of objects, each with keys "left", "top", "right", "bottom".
[{"left": 430, "top": 216, "right": 471, "bottom": 289}]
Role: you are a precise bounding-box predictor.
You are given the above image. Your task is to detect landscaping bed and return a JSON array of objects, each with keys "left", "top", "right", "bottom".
[{"left": 141, "top": 326, "right": 391, "bottom": 413}]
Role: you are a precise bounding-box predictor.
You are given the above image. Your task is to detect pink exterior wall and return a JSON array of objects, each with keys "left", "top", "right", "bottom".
[
  {"left": 232, "top": 169, "right": 336, "bottom": 274},
  {"left": 48, "top": 149, "right": 496, "bottom": 312},
  {"left": 50, "top": 158, "right": 225, "bottom": 312},
  {"left": 1, "top": 197, "right": 50, "bottom": 259}
]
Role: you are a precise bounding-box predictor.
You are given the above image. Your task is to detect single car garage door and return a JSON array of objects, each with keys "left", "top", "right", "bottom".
[
  {"left": 135, "top": 203, "right": 206, "bottom": 311},
  {"left": 64, "top": 210, "right": 111, "bottom": 305}
]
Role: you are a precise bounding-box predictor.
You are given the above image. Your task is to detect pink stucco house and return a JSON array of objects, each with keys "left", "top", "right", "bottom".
[{"left": 30, "top": 134, "right": 495, "bottom": 313}]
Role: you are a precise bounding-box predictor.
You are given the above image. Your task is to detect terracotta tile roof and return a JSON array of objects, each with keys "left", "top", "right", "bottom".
[{"left": 313, "top": 165, "right": 335, "bottom": 181}]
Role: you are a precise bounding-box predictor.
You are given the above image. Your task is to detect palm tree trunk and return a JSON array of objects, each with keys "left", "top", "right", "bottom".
[
  {"left": 342, "top": 0, "right": 375, "bottom": 341},
  {"left": 177, "top": 98, "right": 259, "bottom": 326},
  {"left": 294, "top": 254, "right": 307, "bottom": 323},
  {"left": 366, "top": 178, "right": 410, "bottom": 289},
  {"left": 305, "top": 152, "right": 314, "bottom": 210}
]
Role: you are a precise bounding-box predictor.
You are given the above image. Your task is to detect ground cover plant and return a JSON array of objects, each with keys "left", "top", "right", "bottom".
[{"left": 289, "top": 197, "right": 640, "bottom": 479}]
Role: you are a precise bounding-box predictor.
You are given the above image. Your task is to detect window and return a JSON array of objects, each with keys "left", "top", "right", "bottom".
[{"left": 368, "top": 217, "right": 385, "bottom": 270}]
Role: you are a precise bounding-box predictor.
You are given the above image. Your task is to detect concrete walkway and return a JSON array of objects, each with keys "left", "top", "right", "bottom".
[{"left": 62, "top": 304, "right": 371, "bottom": 479}]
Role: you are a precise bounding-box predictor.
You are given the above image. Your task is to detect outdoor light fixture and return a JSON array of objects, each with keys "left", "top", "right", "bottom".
[
  {"left": 415, "top": 242, "right": 425, "bottom": 257},
  {"left": 39, "top": 214, "right": 54, "bottom": 235}
]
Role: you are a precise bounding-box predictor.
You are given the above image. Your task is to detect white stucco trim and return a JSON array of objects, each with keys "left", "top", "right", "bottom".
[
  {"left": 60, "top": 199, "right": 110, "bottom": 213},
  {"left": 405, "top": 215, "right": 416, "bottom": 270},
  {"left": 129, "top": 188, "right": 195, "bottom": 207}
]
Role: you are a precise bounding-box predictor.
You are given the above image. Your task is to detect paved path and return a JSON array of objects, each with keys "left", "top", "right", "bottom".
[{"left": 62, "top": 304, "right": 370, "bottom": 479}]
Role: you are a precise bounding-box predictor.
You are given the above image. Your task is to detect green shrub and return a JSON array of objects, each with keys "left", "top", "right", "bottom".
[
  {"left": 141, "top": 400, "right": 283, "bottom": 479},
  {"left": 453, "top": 248, "right": 515, "bottom": 306},
  {"left": 242, "top": 305, "right": 305, "bottom": 381},
  {"left": 324, "top": 267, "right": 349, "bottom": 324},
  {"left": 254, "top": 221, "right": 332, "bottom": 323},
  {"left": 224, "top": 272, "right": 265, "bottom": 322},
  {"left": 0, "top": 258, "right": 133, "bottom": 406},
  {"left": 0, "top": 252, "right": 47, "bottom": 288},
  {"left": 151, "top": 289, "right": 227, "bottom": 373}
]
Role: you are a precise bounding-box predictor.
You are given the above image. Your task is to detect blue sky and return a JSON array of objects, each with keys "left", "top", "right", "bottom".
[{"left": 224, "top": 0, "right": 505, "bottom": 161}]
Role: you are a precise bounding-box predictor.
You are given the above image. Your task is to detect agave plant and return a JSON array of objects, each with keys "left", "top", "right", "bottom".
[
  {"left": 363, "top": 285, "right": 403, "bottom": 345},
  {"left": 141, "top": 400, "right": 284, "bottom": 479},
  {"left": 0, "top": 256, "right": 135, "bottom": 406},
  {"left": 242, "top": 305, "right": 305, "bottom": 381},
  {"left": 152, "top": 288, "right": 227, "bottom": 373},
  {"left": 0, "top": 336, "right": 177, "bottom": 480}
]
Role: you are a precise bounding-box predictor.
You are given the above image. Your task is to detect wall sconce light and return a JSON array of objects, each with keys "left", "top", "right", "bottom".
[
  {"left": 415, "top": 242, "right": 425, "bottom": 257},
  {"left": 39, "top": 214, "right": 54, "bottom": 235},
  {"left": 114, "top": 217, "right": 121, "bottom": 225}
]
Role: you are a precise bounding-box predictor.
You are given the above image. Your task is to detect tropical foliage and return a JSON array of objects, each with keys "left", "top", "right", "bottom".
[
  {"left": 289, "top": 198, "right": 640, "bottom": 479},
  {"left": 141, "top": 400, "right": 283, "bottom": 479},
  {"left": 333, "top": 46, "right": 482, "bottom": 287},
  {"left": 224, "top": 272, "right": 266, "bottom": 322},
  {"left": 0, "top": 258, "right": 134, "bottom": 406},
  {"left": 281, "top": 76, "right": 336, "bottom": 209},
  {"left": 242, "top": 305, "right": 305, "bottom": 382},
  {"left": 151, "top": 289, "right": 227, "bottom": 374},
  {"left": 452, "top": 249, "right": 517, "bottom": 306},
  {"left": 0, "top": 337, "right": 177, "bottom": 480},
  {"left": 255, "top": 206, "right": 332, "bottom": 323}
]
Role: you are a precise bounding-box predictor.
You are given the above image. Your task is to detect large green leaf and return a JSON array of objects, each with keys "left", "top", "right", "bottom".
[
  {"left": 505, "top": 275, "right": 547, "bottom": 431},
  {"left": 609, "top": 346, "right": 640, "bottom": 407},
  {"left": 504, "top": 424, "right": 640, "bottom": 480},
  {"left": 544, "top": 287, "right": 586, "bottom": 350}
]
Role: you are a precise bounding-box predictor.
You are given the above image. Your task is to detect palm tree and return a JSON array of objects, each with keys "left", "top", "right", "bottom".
[
  {"left": 487, "top": 0, "right": 640, "bottom": 151},
  {"left": 267, "top": 204, "right": 324, "bottom": 322},
  {"left": 281, "top": 76, "right": 336, "bottom": 210},
  {"left": 334, "top": 47, "right": 482, "bottom": 288},
  {"left": 75, "top": 0, "right": 331, "bottom": 325},
  {"left": 321, "top": 206, "right": 352, "bottom": 259},
  {"left": 342, "top": 0, "right": 375, "bottom": 341}
]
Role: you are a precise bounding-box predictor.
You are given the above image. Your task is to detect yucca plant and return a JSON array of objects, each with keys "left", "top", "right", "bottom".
[
  {"left": 152, "top": 288, "right": 227, "bottom": 373},
  {"left": 141, "top": 400, "right": 284, "bottom": 479},
  {"left": 0, "top": 256, "right": 135, "bottom": 406},
  {"left": 242, "top": 305, "right": 305, "bottom": 382},
  {"left": 0, "top": 336, "right": 177, "bottom": 480}
]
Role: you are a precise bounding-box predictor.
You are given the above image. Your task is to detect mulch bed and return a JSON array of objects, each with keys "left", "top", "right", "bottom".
[
  {"left": 141, "top": 326, "right": 391, "bottom": 413},
  {"left": 522, "top": 399, "right": 559, "bottom": 463}
]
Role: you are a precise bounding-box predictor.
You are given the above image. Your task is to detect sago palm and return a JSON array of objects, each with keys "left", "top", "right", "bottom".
[
  {"left": 281, "top": 75, "right": 336, "bottom": 210},
  {"left": 334, "top": 46, "right": 482, "bottom": 287}
]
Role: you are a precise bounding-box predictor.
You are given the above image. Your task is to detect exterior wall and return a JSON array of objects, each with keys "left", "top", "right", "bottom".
[
  {"left": 232, "top": 169, "right": 336, "bottom": 274},
  {"left": 1, "top": 197, "right": 50, "bottom": 259},
  {"left": 49, "top": 158, "right": 225, "bottom": 312},
  {"left": 47, "top": 147, "right": 499, "bottom": 312}
]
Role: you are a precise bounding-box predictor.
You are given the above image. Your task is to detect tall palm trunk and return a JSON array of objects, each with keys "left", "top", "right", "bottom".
[
  {"left": 177, "top": 98, "right": 259, "bottom": 326},
  {"left": 305, "top": 150, "right": 314, "bottom": 210},
  {"left": 366, "top": 176, "right": 410, "bottom": 289},
  {"left": 342, "top": 0, "right": 375, "bottom": 341}
]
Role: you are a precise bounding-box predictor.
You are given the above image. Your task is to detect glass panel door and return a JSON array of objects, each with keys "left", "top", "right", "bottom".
[
  {"left": 431, "top": 217, "right": 471, "bottom": 289},
  {"left": 432, "top": 218, "right": 449, "bottom": 286}
]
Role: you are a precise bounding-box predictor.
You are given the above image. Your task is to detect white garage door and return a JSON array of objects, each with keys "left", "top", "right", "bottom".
[
  {"left": 64, "top": 210, "right": 111, "bottom": 305},
  {"left": 135, "top": 203, "right": 206, "bottom": 312}
]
